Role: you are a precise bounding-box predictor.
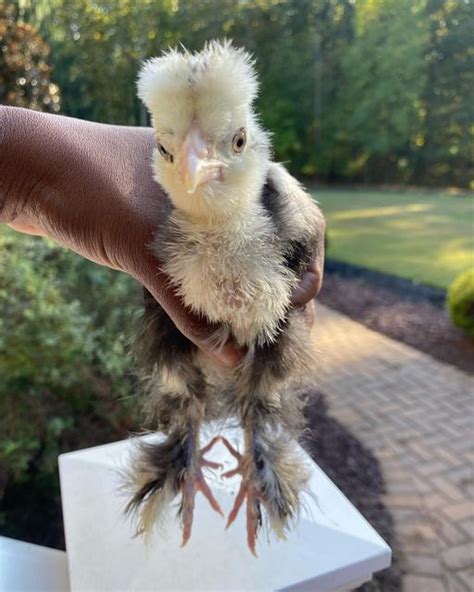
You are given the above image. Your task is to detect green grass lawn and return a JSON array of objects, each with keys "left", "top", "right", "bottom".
[{"left": 312, "top": 189, "right": 474, "bottom": 289}]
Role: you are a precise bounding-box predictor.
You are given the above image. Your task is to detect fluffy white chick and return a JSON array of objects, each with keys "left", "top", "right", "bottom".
[
  {"left": 125, "top": 41, "right": 325, "bottom": 556},
  {"left": 137, "top": 41, "right": 270, "bottom": 221}
]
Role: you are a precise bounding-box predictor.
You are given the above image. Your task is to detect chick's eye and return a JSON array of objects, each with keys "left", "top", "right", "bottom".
[
  {"left": 158, "top": 142, "right": 173, "bottom": 163},
  {"left": 232, "top": 128, "right": 246, "bottom": 153}
]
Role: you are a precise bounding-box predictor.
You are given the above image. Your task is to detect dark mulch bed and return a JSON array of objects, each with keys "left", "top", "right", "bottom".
[
  {"left": 319, "top": 260, "right": 474, "bottom": 375},
  {"left": 304, "top": 392, "right": 402, "bottom": 592}
]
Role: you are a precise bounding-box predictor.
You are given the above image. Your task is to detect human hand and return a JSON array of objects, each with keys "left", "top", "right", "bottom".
[{"left": 0, "top": 107, "right": 324, "bottom": 365}]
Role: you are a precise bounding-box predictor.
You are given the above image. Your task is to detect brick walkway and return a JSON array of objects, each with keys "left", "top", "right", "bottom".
[{"left": 314, "top": 304, "right": 474, "bottom": 592}]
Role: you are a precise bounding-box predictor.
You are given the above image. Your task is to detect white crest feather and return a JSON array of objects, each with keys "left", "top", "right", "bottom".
[{"left": 137, "top": 40, "right": 258, "bottom": 124}]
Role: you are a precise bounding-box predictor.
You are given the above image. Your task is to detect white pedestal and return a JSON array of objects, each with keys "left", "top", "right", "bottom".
[
  {"left": 0, "top": 536, "right": 69, "bottom": 592},
  {"left": 59, "top": 429, "right": 391, "bottom": 592}
]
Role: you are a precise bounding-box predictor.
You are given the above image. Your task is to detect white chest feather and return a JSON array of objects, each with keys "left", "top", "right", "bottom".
[{"left": 163, "top": 208, "right": 296, "bottom": 346}]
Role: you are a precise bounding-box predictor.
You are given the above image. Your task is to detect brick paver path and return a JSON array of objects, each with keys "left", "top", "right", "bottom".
[{"left": 314, "top": 304, "right": 474, "bottom": 592}]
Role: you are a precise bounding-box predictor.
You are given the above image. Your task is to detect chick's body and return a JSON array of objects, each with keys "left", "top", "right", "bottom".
[
  {"left": 126, "top": 41, "right": 325, "bottom": 555},
  {"left": 161, "top": 186, "right": 296, "bottom": 346}
]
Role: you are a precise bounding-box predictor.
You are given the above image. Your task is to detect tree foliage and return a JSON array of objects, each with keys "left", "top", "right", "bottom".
[
  {"left": 14, "top": 0, "right": 473, "bottom": 188},
  {"left": 418, "top": 0, "right": 474, "bottom": 186},
  {"left": 0, "top": 2, "right": 60, "bottom": 111},
  {"left": 339, "top": 0, "right": 427, "bottom": 181},
  {"left": 0, "top": 229, "right": 141, "bottom": 539}
]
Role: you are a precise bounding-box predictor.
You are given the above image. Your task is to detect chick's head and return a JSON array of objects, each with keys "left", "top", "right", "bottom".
[{"left": 137, "top": 40, "right": 271, "bottom": 220}]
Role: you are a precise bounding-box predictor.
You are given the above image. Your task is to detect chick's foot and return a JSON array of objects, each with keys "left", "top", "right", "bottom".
[
  {"left": 180, "top": 436, "right": 224, "bottom": 547},
  {"left": 220, "top": 436, "right": 263, "bottom": 556}
]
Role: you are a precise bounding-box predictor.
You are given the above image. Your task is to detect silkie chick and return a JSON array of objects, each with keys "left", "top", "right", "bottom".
[{"left": 125, "top": 40, "right": 325, "bottom": 556}]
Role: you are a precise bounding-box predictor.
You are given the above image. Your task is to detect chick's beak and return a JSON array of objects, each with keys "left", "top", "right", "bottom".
[{"left": 180, "top": 122, "right": 226, "bottom": 194}]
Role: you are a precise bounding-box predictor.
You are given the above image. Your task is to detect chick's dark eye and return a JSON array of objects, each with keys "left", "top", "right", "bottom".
[
  {"left": 232, "top": 128, "right": 246, "bottom": 153},
  {"left": 158, "top": 142, "right": 173, "bottom": 163}
]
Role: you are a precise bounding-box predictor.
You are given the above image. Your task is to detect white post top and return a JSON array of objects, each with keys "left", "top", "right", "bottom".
[
  {"left": 0, "top": 536, "right": 69, "bottom": 592},
  {"left": 57, "top": 427, "right": 391, "bottom": 592}
]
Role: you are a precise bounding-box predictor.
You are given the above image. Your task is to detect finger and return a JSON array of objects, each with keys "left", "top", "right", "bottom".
[
  {"left": 7, "top": 220, "right": 48, "bottom": 237},
  {"left": 290, "top": 269, "right": 322, "bottom": 307}
]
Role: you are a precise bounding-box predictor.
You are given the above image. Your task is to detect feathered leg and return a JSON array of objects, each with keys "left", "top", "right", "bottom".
[
  {"left": 221, "top": 427, "right": 262, "bottom": 556},
  {"left": 179, "top": 433, "right": 224, "bottom": 546},
  {"left": 125, "top": 408, "right": 223, "bottom": 546},
  {"left": 223, "top": 331, "right": 312, "bottom": 555},
  {"left": 125, "top": 292, "right": 223, "bottom": 545},
  {"left": 222, "top": 420, "right": 309, "bottom": 556}
]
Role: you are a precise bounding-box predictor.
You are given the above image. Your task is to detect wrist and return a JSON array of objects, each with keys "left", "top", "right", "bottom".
[
  {"left": 0, "top": 106, "right": 16, "bottom": 222},
  {"left": 0, "top": 106, "right": 46, "bottom": 224}
]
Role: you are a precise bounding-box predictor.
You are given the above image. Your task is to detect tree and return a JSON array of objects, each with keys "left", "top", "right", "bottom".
[
  {"left": 213, "top": 0, "right": 357, "bottom": 179},
  {"left": 338, "top": 0, "right": 428, "bottom": 183},
  {"left": 418, "top": 0, "right": 474, "bottom": 188},
  {"left": 0, "top": 2, "right": 60, "bottom": 111},
  {"left": 12, "top": 0, "right": 474, "bottom": 185}
]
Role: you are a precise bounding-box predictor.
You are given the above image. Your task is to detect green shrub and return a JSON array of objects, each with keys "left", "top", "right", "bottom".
[
  {"left": 447, "top": 269, "right": 474, "bottom": 339},
  {"left": 0, "top": 228, "right": 142, "bottom": 540}
]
